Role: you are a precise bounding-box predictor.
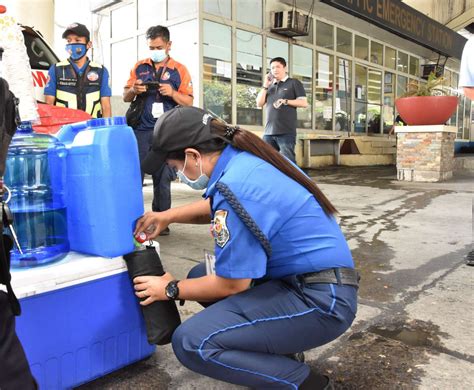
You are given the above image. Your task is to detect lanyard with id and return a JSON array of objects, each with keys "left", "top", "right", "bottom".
[{"left": 151, "top": 60, "right": 168, "bottom": 118}]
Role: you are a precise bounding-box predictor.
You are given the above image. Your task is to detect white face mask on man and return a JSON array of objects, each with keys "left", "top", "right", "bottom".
[
  {"left": 176, "top": 154, "right": 210, "bottom": 190},
  {"left": 149, "top": 49, "right": 167, "bottom": 63}
]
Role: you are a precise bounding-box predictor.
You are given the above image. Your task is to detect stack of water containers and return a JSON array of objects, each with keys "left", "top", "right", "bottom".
[
  {"left": 8, "top": 117, "right": 153, "bottom": 389},
  {"left": 5, "top": 116, "right": 144, "bottom": 266}
]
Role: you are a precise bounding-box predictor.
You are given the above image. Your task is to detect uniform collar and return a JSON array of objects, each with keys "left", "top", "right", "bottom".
[
  {"left": 70, "top": 58, "right": 90, "bottom": 75},
  {"left": 274, "top": 75, "right": 289, "bottom": 84},
  {"left": 204, "top": 145, "right": 241, "bottom": 199},
  {"left": 143, "top": 56, "right": 177, "bottom": 69}
]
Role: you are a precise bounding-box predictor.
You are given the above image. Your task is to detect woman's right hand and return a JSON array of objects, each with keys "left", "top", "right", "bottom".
[{"left": 134, "top": 211, "right": 170, "bottom": 240}]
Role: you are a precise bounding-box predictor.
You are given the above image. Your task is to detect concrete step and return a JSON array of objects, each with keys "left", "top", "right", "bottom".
[{"left": 454, "top": 155, "right": 474, "bottom": 173}]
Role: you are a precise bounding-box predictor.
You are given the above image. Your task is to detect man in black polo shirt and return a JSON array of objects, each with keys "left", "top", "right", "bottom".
[{"left": 256, "top": 57, "right": 308, "bottom": 163}]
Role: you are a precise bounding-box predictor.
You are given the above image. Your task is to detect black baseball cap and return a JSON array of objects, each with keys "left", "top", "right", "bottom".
[
  {"left": 62, "top": 23, "right": 90, "bottom": 41},
  {"left": 142, "top": 106, "right": 220, "bottom": 174}
]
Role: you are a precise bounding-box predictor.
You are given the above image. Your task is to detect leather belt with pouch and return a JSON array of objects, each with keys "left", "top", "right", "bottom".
[{"left": 301, "top": 267, "right": 360, "bottom": 288}]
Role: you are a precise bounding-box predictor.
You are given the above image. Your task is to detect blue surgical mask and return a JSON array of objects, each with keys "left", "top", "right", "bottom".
[
  {"left": 66, "top": 43, "right": 88, "bottom": 61},
  {"left": 149, "top": 49, "right": 167, "bottom": 63},
  {"left": 176, "top": 155, "right": 209, "bottom": 190}
]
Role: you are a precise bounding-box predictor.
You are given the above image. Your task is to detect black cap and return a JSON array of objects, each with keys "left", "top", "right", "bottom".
[
  {"left": 62, "top": 23, "right": 90, "bottom": 41},
  {"left": 142, "top": 106, "right": 219, "bottom": 174}
]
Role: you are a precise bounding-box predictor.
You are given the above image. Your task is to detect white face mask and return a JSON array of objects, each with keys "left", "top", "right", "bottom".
[
  {"left": 176, "top": 154, "right": 210, "bottom": 190},
  {"left": 149, "top": 49, "right": 167, "bottom": 63}
]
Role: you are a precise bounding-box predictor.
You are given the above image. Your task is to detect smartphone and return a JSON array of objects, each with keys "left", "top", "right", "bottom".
[
  {"left": 267, "top": 73, "right": 274, "bottom": 82},
  {"left": 144, "top": 81, "right": 160, "bottom": 89}
]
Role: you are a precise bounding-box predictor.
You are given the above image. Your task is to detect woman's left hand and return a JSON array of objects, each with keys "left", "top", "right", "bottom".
[{"left": 133, "top": 272, "right": 175, "bottom": 306}]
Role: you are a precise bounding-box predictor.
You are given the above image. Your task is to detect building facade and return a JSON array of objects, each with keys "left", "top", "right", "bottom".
[{"left": 76, "top": 0, "right": 474, "bottom": 165}]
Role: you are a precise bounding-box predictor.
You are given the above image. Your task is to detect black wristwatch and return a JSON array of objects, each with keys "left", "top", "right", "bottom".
[{"left": 165, "top": 280, "right": 180, "bottom": 300}]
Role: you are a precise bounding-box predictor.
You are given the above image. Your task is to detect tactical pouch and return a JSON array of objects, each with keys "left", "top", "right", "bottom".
[
  {"left": 125, "top": 95, "right": 146, "bottom": 129},
  {"left": 123, "top": 246, "right": 181, "bottom": 345}
]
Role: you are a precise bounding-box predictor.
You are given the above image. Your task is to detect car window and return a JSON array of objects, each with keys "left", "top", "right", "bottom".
[{"left": 22, "top": 30, "right": 58, "bottom": 70}]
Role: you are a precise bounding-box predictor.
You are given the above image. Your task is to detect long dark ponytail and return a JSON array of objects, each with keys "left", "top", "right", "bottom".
[{"left": 210, "top": 120, "right": 337, "bottom": 215}]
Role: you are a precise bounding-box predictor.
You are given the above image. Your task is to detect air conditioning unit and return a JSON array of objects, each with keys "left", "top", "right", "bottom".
[{"left": 270, "top": 10, "right": 310, "bottom": 38}]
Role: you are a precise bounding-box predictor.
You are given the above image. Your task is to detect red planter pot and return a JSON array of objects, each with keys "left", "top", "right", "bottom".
[{"left": 395, "top": 96, "right": 458, "bottom": 126}]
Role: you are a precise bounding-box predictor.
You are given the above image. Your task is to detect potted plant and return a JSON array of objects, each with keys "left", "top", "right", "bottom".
[{"left": 395, "top": 72, "right": 458, "bottom": 126}]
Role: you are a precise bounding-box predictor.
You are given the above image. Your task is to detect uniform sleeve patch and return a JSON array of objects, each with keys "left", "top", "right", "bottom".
[{"left": 211, "top": 210, "right": 230, "bottom": 248}]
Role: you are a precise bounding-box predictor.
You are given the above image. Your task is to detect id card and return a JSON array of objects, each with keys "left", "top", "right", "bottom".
[
  {"left": 152, "top": 102, "right": 164, "bottom": 118},
  {"left": 204, "top": 250, "right": 216, "bottom": 275}
]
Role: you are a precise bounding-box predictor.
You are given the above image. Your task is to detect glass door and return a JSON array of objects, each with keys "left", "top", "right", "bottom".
[
  {"left": 383, "top": 72, "right": 395, "bottom": 134},
  {"left": 293, "top": 45, "right": 313, "bottom": 129},
  {"left": 354, "top": 64, "right": 367, "bottom": 133},
  {"left": 315, "top": 52, "right": 333, "bottom": 130},
  {"left": 336, "top": 58, "right": 351, "bottom": 132},
  {"left": 354, "top": 64, "right": 382, "bottom": 134},
  {"left": 367, "top": 69, "right": 382, "bottom": 134}
]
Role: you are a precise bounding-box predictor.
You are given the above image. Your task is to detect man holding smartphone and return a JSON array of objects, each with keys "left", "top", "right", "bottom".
[
  {"left": 123, "top": 25, "right": 193, "bottom": 235},
  {"left": 256, "top": 57, "right": 308, "bottom": 163}
]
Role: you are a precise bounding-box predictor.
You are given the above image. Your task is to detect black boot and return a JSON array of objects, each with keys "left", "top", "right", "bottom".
[{"left": 299, "top": 370, "right": 333, "bottom": 390}]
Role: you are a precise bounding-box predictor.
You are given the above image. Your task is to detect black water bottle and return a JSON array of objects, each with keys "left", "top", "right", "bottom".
[{"left": 123, "top": 243, "right": 181, "bottom": 345}]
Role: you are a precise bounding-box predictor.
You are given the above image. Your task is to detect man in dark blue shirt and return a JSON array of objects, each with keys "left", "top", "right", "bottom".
[{"left": 256, "top": 57, "right": 308, "bottom": 163}]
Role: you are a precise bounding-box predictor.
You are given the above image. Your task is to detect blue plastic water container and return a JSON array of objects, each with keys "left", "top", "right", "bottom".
[
  {"left": 4, "top": 122, "right": 69, "bottom": 268},
  {"left": 56, "top": 117, "right": 144, "bottom": 257},
  {"left": 54, "top": 120, "right": 88, "bottom": 144}
]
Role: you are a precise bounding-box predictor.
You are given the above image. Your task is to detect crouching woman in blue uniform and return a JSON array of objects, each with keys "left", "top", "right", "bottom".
[{"left": 134, "top": 106, "right": 358, "bottom": 389}]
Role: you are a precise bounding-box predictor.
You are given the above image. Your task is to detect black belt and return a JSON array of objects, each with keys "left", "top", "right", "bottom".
[{"left": 300, "top": 268, "right": 360, "bottom": 288}]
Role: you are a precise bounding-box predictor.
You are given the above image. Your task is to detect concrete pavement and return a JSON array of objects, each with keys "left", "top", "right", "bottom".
[{"left": 78, "top": 165, "right": 473, "bottom": 390}]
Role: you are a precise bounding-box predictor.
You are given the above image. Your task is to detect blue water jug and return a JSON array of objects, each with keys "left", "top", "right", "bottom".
[
  {"left": 57, "top": 116, "right": 144, "bottom": 257},
  {"left": 54, "top": 120, "right": 88, "bottom": 144},
  {"left": 4, "top": 122, "right": 69, "bottom": 268}
]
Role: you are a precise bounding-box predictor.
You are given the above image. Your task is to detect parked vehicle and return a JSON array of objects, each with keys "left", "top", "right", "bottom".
[{"left": 21, "top": 25, "right": 59, "bottom": 102}]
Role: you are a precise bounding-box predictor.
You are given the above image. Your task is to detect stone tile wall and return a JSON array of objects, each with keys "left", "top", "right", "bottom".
[{"left": 396, "top": 126, "right": 456, "bottom": 182}]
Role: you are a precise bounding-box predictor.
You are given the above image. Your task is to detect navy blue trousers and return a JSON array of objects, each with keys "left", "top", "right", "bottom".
[
  {"left": 134, "top": 129, "right": 176, "bottom": 212},
  {"left": 172, "top": 264, "right": 357, "bottom": 389}
]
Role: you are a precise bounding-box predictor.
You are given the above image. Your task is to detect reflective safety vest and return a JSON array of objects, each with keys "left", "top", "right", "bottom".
[{"left": 54, "top": 59, "right": 104, "bottom": 118}]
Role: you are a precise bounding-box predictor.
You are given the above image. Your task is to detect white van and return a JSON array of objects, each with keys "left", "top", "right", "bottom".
[{"left": 21, "top": 25, "right": 59, "bottom": 102}]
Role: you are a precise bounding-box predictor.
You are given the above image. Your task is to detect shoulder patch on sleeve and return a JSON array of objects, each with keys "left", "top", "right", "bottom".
[{"left": 211, "top": 210, "right": 230, "bottom": 248}]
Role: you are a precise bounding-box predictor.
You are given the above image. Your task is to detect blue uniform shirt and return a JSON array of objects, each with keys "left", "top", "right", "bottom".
[
  {"left": 204, "top": 145, "right": 354, "bottom": 280},
  {"left": 44, "top": 59, "right": 112, "bottom": 97}
]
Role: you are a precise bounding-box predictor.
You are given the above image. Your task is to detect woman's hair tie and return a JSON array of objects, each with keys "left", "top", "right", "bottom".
[{"left": 224, "top": 125, "right": 239, "bottom": 141}]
